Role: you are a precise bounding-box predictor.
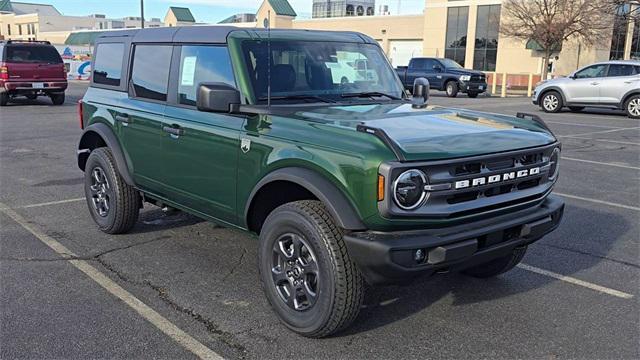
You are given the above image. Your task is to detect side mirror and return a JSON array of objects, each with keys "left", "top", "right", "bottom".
[
  {"left": 196, "top": 83, "right": 240, "bottom": 113},
  {"left": 412, "top": 77, "right": 429, "bottom": 109}
]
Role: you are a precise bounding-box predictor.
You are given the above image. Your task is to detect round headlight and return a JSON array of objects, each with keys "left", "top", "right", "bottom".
[
  {"left": 393, "top": 169, "right": 427, "bottom": 210},
  {"left": 548, "top": 148, "right": 560, "bottom": 180}
]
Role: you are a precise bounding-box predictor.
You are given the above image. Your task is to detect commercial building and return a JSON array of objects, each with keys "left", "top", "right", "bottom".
[
  {"left": 312, "top": 0, "right": 375, "bottom": 18},
  {"left": 0, "top": 1, "right": 194, "bottom": 44},
  {"left": 233, "top": 0, "right": 637, "bottom": 77}
]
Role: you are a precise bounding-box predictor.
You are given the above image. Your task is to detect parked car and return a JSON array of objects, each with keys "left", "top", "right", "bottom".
[
  {"left": 0, "top": 40, "right": 67, "bottom": 106},
  {"left": 78, "top": 26, "right": 564, "bottom": 338},
  {"left": 395, "top": 57, "right": 488, "bottom": 97},
  {"left": 533, "top": 60, "right": 640, "bottom": 118}
]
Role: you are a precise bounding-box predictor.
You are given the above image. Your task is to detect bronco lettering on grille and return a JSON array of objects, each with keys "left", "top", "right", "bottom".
[{"left": 454, "top": 167, "right": 540, "bottom": 190}]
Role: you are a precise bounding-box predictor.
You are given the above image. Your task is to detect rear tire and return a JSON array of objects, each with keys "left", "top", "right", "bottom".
[
  {"left": 50, "top": 93, "right": 65, "bottom": 105},
  {"left": 258, "top": 200, "right": 364, "bottom": 338},
  {"left": 540, "top": 91, "right": 563, "bottom": 113},
  {"left": 0, "top": 93, "right": 8, "bottom": 106},
  {"left": 462, "top": 246, "right": 527, "bottom": 278},
  {"left": 445, "top": 81, "right": 459, "bottom": 97},
  {"left": 624, "top": 95, "right": 640, "bottom": 118},
  {"left": 84, "top": 147, "right": 141, "bottom": 234}
]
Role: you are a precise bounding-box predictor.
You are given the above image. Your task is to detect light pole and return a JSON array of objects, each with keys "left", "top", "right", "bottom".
[{"left": 140, "top": 0, "right": 145, "bottom": 28}]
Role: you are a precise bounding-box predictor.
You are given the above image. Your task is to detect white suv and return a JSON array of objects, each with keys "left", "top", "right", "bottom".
[{"left": 532, "top": 60, "right": 640, "bottom": 118}]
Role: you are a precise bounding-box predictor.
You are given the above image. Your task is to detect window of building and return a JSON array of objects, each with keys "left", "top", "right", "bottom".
[
  {"left": 18, "top": 24, "right": 22, "bottom": 35},
  {"left": 131, "top": 45, "right": 172, "bottom": 101},
  {"left": 366, "top": 7, "right": 374, "bottom": 16},
  {"left": 357, "top": 6, "right": 364, "bottom": 16},
  {"left": 93, "top": 43, "right": 125, "bottom": 86},
  {"left": 473, "top": 4, "right": 501, "bottom": 71},
  {"left": 346, "top": 5, "right": 354, "bottom": 16},
  {"left": 177, "top": 46, "right": 236, "bottom": 106},
  {"left": 610, "top": 5, "right": 630, "bottom": 60},
  {"left": 7, "top": 24, "right": 10, "bottom": 36},
  {"left": 631, "top": 21, "right": 640, "bottom": 59},
  {"left": 445, "top": 6, "right": 469, "bottom": 66}
]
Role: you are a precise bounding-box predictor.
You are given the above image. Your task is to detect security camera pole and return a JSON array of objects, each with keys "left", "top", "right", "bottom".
[{"left": 140, "top": 0, "right": 145, "bottom": 28}]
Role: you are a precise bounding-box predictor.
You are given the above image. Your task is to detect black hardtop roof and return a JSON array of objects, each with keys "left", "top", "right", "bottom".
[{"left": 94, "top": 25, "right": 377, "bottom": 45}]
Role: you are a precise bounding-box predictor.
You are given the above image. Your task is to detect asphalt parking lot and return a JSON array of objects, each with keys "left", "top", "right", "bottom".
[{"left": 1, "top": 83, "right": 638, "bottom": 359}]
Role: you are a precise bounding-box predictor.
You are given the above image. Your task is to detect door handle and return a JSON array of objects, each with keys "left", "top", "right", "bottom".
[
  {"left": 162, "top": 125, "right": 184, "bottom": 138},
  {"left": 115, "top": 114, "right": 131, "bottom": 123}
]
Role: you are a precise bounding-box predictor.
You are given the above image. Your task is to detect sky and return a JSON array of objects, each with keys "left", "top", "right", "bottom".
[{"left": 19, "top": 0, "right": 425, "bottom": 23}]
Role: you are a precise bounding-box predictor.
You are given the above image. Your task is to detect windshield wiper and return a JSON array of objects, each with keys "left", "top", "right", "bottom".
[
  {"left": 341, "top": 92, "right": 401, "bottom": 100},
  {"left": 258, "top": 95, "right": 336, "bottom": 103}
]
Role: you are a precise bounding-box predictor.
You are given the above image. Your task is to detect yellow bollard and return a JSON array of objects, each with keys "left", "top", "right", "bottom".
[
  {"left": 492, "top": 72, "right": 497, "bottom": 95},
  {"left": 527, "top": 73, "right": 533, "bottom": 98},
  {"left": 501, "top": 73, "right": 507, "bottom": 98}
]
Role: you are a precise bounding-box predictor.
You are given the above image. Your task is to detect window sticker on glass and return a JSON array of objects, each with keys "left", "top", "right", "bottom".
[{"left": 181, "top": 56, "right": 197, "bottom": 86}]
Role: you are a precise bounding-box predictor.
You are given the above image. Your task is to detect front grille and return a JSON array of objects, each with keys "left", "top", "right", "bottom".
[
  {"left": 381, "top": 144, "right": 558, "bottom": 220},
  {"left": 470, "top": 75, "right": 486, "bottom": 82}
]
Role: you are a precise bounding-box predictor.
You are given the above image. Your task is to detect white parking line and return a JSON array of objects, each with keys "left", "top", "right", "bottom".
[
  {"left": 0, "top": 202, "right": 223, "bottom": 360},
  {"left": 563, "top": 137, "right": 640, "bottom": 146},
  {"left": 19, "top": 197, "right": 85, "bottom": 209},
  {"left": 554, "top": 192, "right": 640, "bottom": 211},
  {"left": 518, "top": 264, "right": 634, "bottom": 299},
  {"left": 545, "top": 121, "right": 624, "bottom": 129},
  {"left": 562, "top": 157, "right": 640, "bottom": 170},
  {"left": 560, "top": 126, "right": 640, "bottom": 138}
]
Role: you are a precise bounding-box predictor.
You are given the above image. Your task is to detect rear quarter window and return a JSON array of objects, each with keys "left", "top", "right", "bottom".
[
  {"left": 93, "top": 43, "right": 125, "bottom": 87},
  {"left": 5, "top": 45, "right": 62, "bottom": 64}
]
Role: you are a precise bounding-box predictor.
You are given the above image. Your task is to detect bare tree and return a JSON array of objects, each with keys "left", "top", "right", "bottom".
[{"left": 501, "top": 0, "right": 616, "bottom": 78}]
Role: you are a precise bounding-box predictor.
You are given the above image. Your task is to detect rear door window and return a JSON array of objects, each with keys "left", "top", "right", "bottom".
[
  {"left": 607, "top": 64, "right": 636, "bottom": 77},
  {"left": 93, "top": 43, "right": 125, "bottom": 86},
  {"left": 177, "top": 45, "right": 236, "bottom": 106},
  {"left": 5, "top": 45, "right": 62, "bottom": 64},
  {"left": 130, "top": 44, "right": 172, "bottom": 101}
]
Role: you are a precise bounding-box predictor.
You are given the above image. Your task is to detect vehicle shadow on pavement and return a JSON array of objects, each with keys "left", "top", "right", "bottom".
[
  {"left": 339, "top": 204, "right": 631, "bottom": 336},
  {"left": 128, "top": 207, "right": 206, "bottom": 234}
]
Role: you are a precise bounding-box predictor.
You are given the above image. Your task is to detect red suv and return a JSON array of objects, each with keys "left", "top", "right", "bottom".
[{"left": 0, "top": 40, "right": 67, "bottom": 106}]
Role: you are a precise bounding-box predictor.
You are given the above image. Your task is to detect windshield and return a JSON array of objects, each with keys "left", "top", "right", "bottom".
[
  {"left": 439, "top": 58, "right": 463, "bottom": 69},
  {"left": 240, "top": 40, "right": 404, "bottom": 103}
]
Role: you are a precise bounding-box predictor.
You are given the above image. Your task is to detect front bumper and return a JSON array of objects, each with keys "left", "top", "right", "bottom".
[
  {"left": 1, "top": 80, "right": 68, "bottom": 94},
  {"left": 460, "top": 81, "right": 487, "bottom": 93},
  {"left": 344, "top": 195, "right": 564, "bottom": 285}
]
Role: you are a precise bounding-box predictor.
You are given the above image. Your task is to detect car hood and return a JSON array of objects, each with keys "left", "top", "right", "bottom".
[
  {"left": 290, "top": 102, "right": 556, "bottom": 161},
  {"left": 446, "top": 68, "right": 485, "bottom": 76}
]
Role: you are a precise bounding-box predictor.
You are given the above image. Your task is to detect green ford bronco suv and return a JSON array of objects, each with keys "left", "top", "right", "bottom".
[{"left": 77, "top": 26, "right": 564, "bottom": 337}]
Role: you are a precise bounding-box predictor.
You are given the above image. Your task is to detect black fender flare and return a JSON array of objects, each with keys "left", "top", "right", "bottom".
[
  {"left": 77, "top": 123, "right": 135, "bottom": 186},
  {"left": 245, "top": 167, "right": 367, "bottom": 231},
  {"left": 538, "top": 86, "right": 566, "bottom": 104},
  {"left": 621, "top": 89, "right": 640, "bottom": 109}
]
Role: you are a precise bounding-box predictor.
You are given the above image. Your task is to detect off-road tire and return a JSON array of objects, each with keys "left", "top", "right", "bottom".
[
  {"left": 84, "top": 147, "right": 140, "bottom": 234},
  {"left": 462, "top": 246, "right": 527, "bottom": 278},
  {"left": 445, "top": 81, "right": 459, "bottom": 97},
  {"left": 624, "top": 95, "right": 640, "bottom": 118},
  {"left": 568, "top": 106, "right": 584, "bottom": 112},
  {"left": 540, "top": 91, "right": 563, "bottom": 113},
  {"left": 258, "top": 200, "right": 364, "bottom": 338},
  {"left": 467, "top": 92, "right": 479, "bottom": 98},
  {"left": 50, "top": 93, "right": 65, "bottom": 105},
  {"left": 0, "top": 93, "right": 8, "bottom": 106}
]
